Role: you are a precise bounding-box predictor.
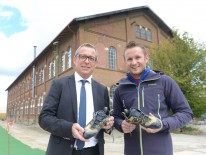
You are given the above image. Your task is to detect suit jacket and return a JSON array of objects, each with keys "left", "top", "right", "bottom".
[{"left": 39, "top": 74, "right": 110, "bottom": 155}]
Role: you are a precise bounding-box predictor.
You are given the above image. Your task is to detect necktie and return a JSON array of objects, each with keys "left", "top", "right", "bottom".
[{"left": 76, "top": 80, "right": 87, "bottom": 149}]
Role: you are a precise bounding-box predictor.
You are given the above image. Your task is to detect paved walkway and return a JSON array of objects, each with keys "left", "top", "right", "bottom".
[{"left": 1, "top": 120, "right": 206, "bottom": 155}]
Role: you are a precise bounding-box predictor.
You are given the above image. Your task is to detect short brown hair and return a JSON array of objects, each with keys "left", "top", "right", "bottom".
[{"left": 124, "top": 41, "right": 147, "bottom": 58}]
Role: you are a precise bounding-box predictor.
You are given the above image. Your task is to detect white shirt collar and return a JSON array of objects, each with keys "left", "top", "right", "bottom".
[{"left": 74, "top": 72, "right": 92, "bottom": 84}]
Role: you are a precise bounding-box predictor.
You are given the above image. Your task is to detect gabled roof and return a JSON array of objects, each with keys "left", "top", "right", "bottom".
[
  {"left": 72, "top": 5, "right": 172, "bottom": 36},
  {"left": 6, "top": 5, "right": 172, "bottom": 90}
]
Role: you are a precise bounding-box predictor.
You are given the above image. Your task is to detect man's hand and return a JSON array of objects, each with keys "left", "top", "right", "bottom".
[
  {"left": 72, "top": 123, "right": 90, "bottom": 141},
  {"left": 102, "top": 116, "right": 114, "bottom": 130},
  {"left": 121, "top": 120, "right": 136, "bottom": 133},
  {"left": 141, "top": 113, "right": 163, "bottom": 133}
]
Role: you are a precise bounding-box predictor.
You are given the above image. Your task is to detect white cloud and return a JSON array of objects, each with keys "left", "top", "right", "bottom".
[{"left": 0, "top": 10, "right": 13, "bottom": 18}]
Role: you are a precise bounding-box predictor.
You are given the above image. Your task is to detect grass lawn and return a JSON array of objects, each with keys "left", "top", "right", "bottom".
[{"left": 0, "top": 126, "right": 45, "bottom": 155}]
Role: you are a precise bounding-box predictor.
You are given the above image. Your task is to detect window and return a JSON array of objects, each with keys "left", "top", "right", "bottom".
[
  {"left": 61, "top": 52, "right": 66, "bottom": 72},
  {"left": 109, "top": 47, "right": 116, "bottom": 69},
  {"left": 38, "top": 96, "right": 44, "bottom": 114},
  {"left": 136, "top": 24, "right": 152, "bottom": 41},
  {"left": 147, "top": 29, "right": 152, "bottom": 41},
  {"left": 41, "top": 69, "right": 44, "bottom": 82},
  {"left": 48, "top": 62, "right": 52, "bottom": 79},
  {"left": 25, "top": 80, "right": 29, "bottom": 91},
  {"left": 20, "top": 103, "right": 24, "bottom": 115},
  {"left": 136, "top": 25, "right": 141, "bottom": 38},
  {"left": 25, "top": 101, "right": 28, "bottom": 114},
  {"left": 67, "top": 47, "right": 72, "bottom": 68},
  {"left": 48, "top": 60, "right": 55, "bottom": 79},
  {"left": 38, "top": 68, "right": 44, "bottom": 84},
  {"left": 53, "top": 59, "right": 56, "bottom": 77},
  {"left": 141, "top": 27, "right": 146, "bottom": 40},
  {"left": 30, "top": 101, "right": 35, "bottom": 114}
]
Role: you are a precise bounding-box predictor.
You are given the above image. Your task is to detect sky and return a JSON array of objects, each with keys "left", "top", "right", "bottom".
[{"left": 0, "top": 0, "right": 206, "bottom": 113}]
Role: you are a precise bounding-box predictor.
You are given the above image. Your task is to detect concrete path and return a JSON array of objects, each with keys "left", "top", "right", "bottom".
[{"left": 1, "top": 120, "right": 206, "bottom": 155}]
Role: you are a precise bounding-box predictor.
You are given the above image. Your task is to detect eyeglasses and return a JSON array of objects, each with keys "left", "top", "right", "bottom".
[{"left": 77, "top": 54, "right": 97, "bottom": 62}]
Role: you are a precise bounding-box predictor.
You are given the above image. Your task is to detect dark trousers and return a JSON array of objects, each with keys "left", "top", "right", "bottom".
[{"left": 72, "top": 145, "right": 99, "bottom": 155}]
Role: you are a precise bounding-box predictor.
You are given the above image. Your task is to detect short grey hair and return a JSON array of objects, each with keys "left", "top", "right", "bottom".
[{"left": 75, "top": 43, "right": 98, "bottom": 58}]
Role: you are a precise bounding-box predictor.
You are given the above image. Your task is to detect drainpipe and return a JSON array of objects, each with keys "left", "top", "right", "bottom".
[{"left": 32, "top": 46, "right": 36, "bottom": 125}]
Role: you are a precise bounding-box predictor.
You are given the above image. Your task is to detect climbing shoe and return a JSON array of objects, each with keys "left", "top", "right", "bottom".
[
  {"left": 122, "top": 108, "right": 162, "bottom": 129},
  {"left": 83, "top": 108, "right": 111, "bottom": 139}
]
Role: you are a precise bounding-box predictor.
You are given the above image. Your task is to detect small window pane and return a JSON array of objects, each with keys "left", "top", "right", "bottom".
[
  {"left": 136, "top": 25, "right": 141, "bottom": 38},
  {"left": 141, "top": 27, "right": 146, "bottom": 40},
  {"left": 67, "top": 47, "right": 72, "bottom": 68},
  {"left": 147, "top": 29, "right": 152, "bottom": 41},
  {"left": 61, "top": 52, "right": 66, "bottom": 72}
]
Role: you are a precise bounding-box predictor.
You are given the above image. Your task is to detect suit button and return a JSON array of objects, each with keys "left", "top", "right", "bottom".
[{"left": 70, "top": 144, "right": 74, "bottom": 148}]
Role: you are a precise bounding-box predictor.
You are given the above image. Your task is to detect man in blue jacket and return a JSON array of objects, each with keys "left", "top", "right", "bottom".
[{"left": 113, "top": 41, "right": 193, "bottom": 155}]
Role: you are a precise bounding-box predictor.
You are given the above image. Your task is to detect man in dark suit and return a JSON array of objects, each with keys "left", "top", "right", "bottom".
[{"left": 39, "top": 43, "right": 114, "bottom": 155}]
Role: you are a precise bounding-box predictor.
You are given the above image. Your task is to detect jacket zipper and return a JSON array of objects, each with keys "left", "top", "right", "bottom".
[
  {"left": 137, "top": 84, "right": 144, "bottom": 155},
  {"left": 157, "top": 94, "right": 161, "bottom": 119},
  {"left": 142, "top": 87, "right": 145, "bottom": 107}
]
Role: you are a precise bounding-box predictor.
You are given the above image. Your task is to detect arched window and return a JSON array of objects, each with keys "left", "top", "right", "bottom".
[{"left": 109, "top": 47, "right": 116, "bottom": 69}]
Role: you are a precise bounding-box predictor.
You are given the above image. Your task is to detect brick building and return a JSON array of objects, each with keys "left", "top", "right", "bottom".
[{"left": 6, "top": 6, "right": 172, "bottom": 125}]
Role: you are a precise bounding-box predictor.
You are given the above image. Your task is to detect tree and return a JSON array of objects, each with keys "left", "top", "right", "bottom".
[{"left": 149, "top": 30, "right": 206, "bottom": 117}]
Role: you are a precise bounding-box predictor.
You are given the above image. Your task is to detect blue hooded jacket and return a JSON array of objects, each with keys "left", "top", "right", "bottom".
[{"left": 113, "top": 69, "right": 193, "bottom": 155}]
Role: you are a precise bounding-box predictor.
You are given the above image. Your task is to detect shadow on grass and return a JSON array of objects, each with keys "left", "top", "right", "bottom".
[{"left": 0, "top": 126, "right": 45, "bottom": 155}]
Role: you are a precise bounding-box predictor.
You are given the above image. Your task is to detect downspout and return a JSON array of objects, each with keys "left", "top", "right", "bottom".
[{"left": 32, "top": 46, "right": 36, "bottom": 124}]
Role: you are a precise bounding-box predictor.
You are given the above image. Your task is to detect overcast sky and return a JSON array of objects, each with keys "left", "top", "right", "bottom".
[{"left": 0, "top": 0, "right": 206, "bottom": 113}]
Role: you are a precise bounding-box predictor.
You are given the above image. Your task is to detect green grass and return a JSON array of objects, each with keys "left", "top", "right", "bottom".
[
  {"left": 0, "top": 126, "right": 45, "bottom": 155},
  {"left": 172, "top": 125, "right": 203, "bottom": 135}
]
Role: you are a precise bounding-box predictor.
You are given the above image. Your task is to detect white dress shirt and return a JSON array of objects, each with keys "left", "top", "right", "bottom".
[{"left": 74, "top": 72, "right": 97, "bottom": 148}]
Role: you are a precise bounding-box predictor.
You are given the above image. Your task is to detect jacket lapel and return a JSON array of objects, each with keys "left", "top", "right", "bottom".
[
  {"left": 91, "top": 79, "right": 98, "bottom": 112},
  {"left": 68, "top": 74, "right": 78, "bottom": 121}
]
